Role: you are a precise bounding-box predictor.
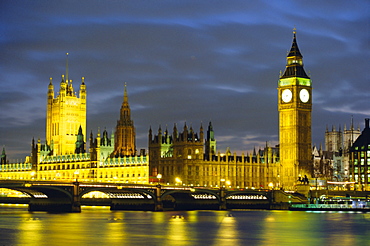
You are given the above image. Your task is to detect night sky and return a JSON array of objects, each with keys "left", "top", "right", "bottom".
[{"left": 1, "top": 1, "right": 369, "bottom": 161}]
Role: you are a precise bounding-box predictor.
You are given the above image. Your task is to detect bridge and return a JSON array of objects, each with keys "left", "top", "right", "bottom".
[{"left": 0, "top": 180, "right": 307, "bottom": 212}]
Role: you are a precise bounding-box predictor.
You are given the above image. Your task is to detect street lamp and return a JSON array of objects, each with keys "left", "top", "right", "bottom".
[
  {"left": 74, "top": 170, "right": 79, "bottom": 182},
  {"left": 157, "top": 174, "right": 162, "bottom": 185},
  {"left": 30, "top": 171, "right": 36, "bottom": 180},
  {"left": 175, "top": 177, "right": 182, "bottom": 186}
]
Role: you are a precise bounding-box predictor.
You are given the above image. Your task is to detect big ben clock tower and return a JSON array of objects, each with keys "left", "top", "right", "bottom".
[{"left": 278, "top": 30, "right": 312, "bottom": 188}]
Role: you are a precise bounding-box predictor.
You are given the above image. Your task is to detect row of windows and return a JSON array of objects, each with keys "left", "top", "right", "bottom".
[
  {"left": 39, "top": 163, "right": 91, "bottom": 171},
  {"left": 353, "top": 167, "right": 370, "bottom": 174},
  {"left": 351, "top": 174, "right": 370, "bottom": 183},
  {"left": 354, "top": 145, "right": 370, "bottom": 150},
  {"left": 160, "top": 165, "right": 272, "bottom": 177},
  {"left": 0, "top": 164, "right": 32, "bottom": 171},
  {"left": 353, "top": 159, "right": 370, "bottom": 165}
]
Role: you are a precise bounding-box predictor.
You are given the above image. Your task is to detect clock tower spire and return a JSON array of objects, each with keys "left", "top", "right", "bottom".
[{"left": 278, "top": 30, "right": 312, "bottom": 189}]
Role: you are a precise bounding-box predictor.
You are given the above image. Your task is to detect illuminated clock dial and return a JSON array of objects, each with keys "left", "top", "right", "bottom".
[
  {"left": 299, "top": 89, "right": 310, "bottom": 103},
  {"left": 282, "top": 89, "right": 292, "bottom": 103}
]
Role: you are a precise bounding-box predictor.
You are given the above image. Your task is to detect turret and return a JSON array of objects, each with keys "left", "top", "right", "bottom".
[
  {"left": 59, "top": 75, "right": 67, "bottom": 101},
  {"left": 75, "top": 125, "right": 85, "bottom": 154},
  {"left": 173, "top": 123, "right": 178, "bottom": 142},
  {"left": 48, "top": 77, "right": 54, "bottom": 100},
  {"left": 183, "top": 122, "right": 188, "bottom": 141},
  {"left": 1, "top": 147, "right": 6, "bottom": 164},
  {"left": 67, "top": 79, "right": 75, "bottom": 96},
  {"left": 205, "top": 121, "right": 216, "bottom": 159},
  {"left": 148, "top": 126, "right": 153, "bottom": 143},
  {"left": 199, "top": 123, "right": 204, "bottom": 143},
  {"left": 79, "top": 77, "right": 86, "bottom": 100},
  {"left": 158, "top": 126, "right": 162, "bottom": 143}
]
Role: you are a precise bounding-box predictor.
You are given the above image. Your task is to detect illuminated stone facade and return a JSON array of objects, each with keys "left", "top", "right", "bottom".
[
  {"left": 112, "top": 85, "right": 136, "bottom": 156},
  {"left": 1, "top": 32, "right": 320, "bottom": 190},
  {"left": 149, "top": 123, "right": 280, "bottom": 189},
  {"left": 278, "top": 31, "right": 312, "bottom": 188},
  {"left": 0, "top": 129, "right": 148, "bottom": 183},
  {"left": 0, "top": 62, "right": 148, "bottom": 183},
  {"left": 46, "top": 73, "right": 86, "bottom": 156},
  {"left": 323, "top": 122, "right": 361, "bottom": 181}
]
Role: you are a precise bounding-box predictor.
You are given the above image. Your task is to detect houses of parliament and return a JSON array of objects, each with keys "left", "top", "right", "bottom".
[{"left": 1, "top": 32, "right": 368, "bottom": 191}]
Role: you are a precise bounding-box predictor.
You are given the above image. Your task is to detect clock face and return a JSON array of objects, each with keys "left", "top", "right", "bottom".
[
  {"left": 299, "top": 89, "right": 310, "bottom": 103},
  {"left": 282, "top": 89, "right": 292, "bottom": 103}
]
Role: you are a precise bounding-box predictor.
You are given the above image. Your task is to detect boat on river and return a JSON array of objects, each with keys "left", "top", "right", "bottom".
[
  {"left": 290, "top": 203, "right": 370, "bottom": 212},
  {"left": 290, "top": 195, "right": 370, "bottom": 212}
]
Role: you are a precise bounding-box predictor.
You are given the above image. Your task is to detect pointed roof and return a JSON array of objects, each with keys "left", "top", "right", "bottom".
[
  {"left": 124, "top": 82, "right": 128, "bottom": 104},
  {"left": 78, "top": 125, "right": 83, "bottom": 135},
  {"left": 287, "top": 31, "right": 303, "bottom": 57},
  {"left": 280, "top": 29, "right": 310, "bottom": 79},
  {"left": 351, "top": 118, "right": 370, "bottom": 151}
]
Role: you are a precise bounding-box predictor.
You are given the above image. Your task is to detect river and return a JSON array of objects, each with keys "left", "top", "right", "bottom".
[{"left": 0, "top": 204, "right": 369, "bottom": 245}]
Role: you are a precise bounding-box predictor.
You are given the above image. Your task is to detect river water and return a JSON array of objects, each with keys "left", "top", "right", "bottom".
[{"left": 0, "top": 205, "right": 369, "bottom": 246}]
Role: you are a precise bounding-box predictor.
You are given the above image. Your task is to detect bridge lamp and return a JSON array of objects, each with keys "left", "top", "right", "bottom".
[
  {"left": 74, "top": 170, "right": 79, "bottom": 182},
  {"left": 157, "top": 174, "right": 162, "bottom": 183},
  {"left": 226, "top": 180, "right": 231, "bottom": 187},
  {"left": 175, "top": 177, "right": 182, "bottom": 185},
  {"left": 268, "top": 182, "right": 274, "bottom": 190},
  {"left": 30, "top": 171, "right": 36, "bottom": 180}
]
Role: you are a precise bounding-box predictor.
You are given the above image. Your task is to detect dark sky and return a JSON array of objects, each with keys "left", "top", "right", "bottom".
[{"left": 1, "top": 1, "right": 369, "bottom": 161}]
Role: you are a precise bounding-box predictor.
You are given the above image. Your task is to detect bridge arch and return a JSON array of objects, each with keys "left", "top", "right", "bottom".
[
  {"left": 79, "top": 187, "right": 156, "bottom": 200},
  {"left": 224, "top": 190, "right": 271, "bottom": 209},
  {"left": 161, "top": 189, "right": 222, "bottom": 210},
  {"left": 79, "top": 187, "right": 158, "bottom": 210}
]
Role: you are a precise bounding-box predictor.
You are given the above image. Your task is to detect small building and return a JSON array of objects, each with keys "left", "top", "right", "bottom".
[{"left": 349, "top": 118, "right": 370, "bottom": 191}]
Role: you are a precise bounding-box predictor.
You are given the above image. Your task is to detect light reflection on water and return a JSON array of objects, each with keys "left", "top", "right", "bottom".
[{"left": 0, "top": 205, "right": 369, "bottom": 246}]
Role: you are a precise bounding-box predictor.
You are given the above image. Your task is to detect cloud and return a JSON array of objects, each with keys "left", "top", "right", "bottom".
[{"left": 1, "top": 1, "right": 369, "bottom": 160}]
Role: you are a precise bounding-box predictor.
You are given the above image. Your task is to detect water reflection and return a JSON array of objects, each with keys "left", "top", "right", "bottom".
[
  {"left": 0, "top": 205, "right": 369, "bottom": 246},
  {"left": 167, "top": 214, "right": 188, "bottom": 245},
  {"left": 18, "top": 213, "right": 43, "bottom": 245},
  {"left": 213, "top": 213, "right": 240, "bottom": 246}
]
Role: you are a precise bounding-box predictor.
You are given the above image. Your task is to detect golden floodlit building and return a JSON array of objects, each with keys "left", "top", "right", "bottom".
[
  {"left": 278, "top": 30, "right": 313, "bottom": 188},
  {"left": 0, "top": 58, "right": 149, "bottom": 184},
  {"left": 1, "top": 31, "right": 318, "bottom": 189}
]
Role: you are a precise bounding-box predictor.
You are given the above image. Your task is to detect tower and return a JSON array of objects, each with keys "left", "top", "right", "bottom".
[
  {"left": 113, "top": 84, "right": 136, "bottom": 156},
  {"left": 205, "top": 121, "right": 216, "bottom": 160},
  {"left": 278, "top": 30, "right": 312, "bottom": 188},
  {"left": 75, "top": 126, "right": 85, "bottom": 154},
  {"left": 46, "top": 54, "right": 87, "bottom": 156},
  {"left": 1, "top": 147, "right": 6, "bottom": 164}
]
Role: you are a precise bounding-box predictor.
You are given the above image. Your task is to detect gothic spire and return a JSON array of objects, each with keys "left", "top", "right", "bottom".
[
  {"left": 287, "top": 29, "right": 303, "bottom": 57},
  {"left": 66, "top": 52, "right": 69, "bottom": 83},
  {"left": 280, "top": 29, "right": 309, "bottom": 79},
  {"left": 124, "top": 82, "right": 128, "bottom": 104}
]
